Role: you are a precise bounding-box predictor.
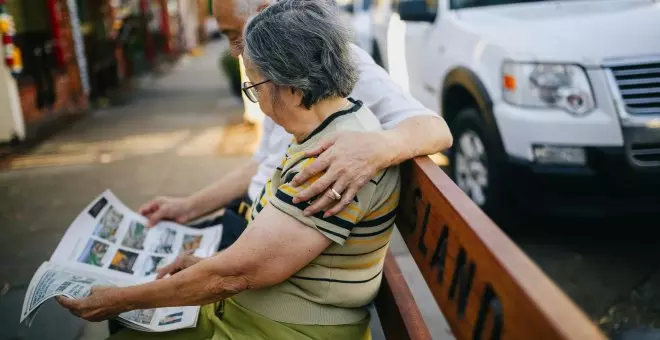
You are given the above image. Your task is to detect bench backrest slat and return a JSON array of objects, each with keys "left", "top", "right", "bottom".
[{"left": 380, "top": 157, "right": 605, "bottom": 340}]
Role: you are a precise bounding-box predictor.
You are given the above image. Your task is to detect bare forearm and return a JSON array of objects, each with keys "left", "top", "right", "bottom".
[
  {"left": 72, "top": 207, "right": 331, "bottom": 319},
  {"left": 187, "top": 160, "right": 258, "bottom": 218},
  {"left": 384, "top": 116, "right": 453, "bottom": 166},
  {"left": 118, "top": 255, "right": 247, "bottom": 310}
]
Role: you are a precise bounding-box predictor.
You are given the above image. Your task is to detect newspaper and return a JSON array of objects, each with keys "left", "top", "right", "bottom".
[{"left": 20, "top": 190, "right": 222, "bottom": 332}]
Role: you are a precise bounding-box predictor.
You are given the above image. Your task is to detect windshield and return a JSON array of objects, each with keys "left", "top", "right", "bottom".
[
  {"left": 362, "top": 0, "right": 372, "bottom": 10},
  {"left": 452, "top": 0, "right": 545, "bottom": 10}
]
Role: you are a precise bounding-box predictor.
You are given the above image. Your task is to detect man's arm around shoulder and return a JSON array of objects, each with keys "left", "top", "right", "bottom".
[{"left": 291, "top": 45, "right": 452, "bottom": 216}]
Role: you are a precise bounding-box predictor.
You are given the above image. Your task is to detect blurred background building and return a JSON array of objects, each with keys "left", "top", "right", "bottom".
[{"left": 0, "top": 0, "right": 216, "bottom": 145}]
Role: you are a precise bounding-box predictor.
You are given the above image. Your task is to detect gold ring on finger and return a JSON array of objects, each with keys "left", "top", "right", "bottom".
[
  {"left": 330, "top": 188, "right": 342, "bottom": 200},
  {"left": 326, "top": 190, "right": 338, "bottom": 200}
]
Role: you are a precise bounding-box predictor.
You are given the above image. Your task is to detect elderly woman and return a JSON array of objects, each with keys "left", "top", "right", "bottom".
[{"left": 58, "top": 0, "right": 400, "bottom": 339}]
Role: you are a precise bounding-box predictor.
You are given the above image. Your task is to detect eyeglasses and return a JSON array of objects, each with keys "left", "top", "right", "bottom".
[{"left": 242, "top": 80, "right": 271, "bottom": 103}]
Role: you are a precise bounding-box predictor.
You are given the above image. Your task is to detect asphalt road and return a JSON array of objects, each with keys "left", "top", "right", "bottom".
[
  {"left": 436, "top": 160, "right": 660, "bottom": 338},
  {"left": 507, "top": 215, "right": 660, "bottom": 337}
]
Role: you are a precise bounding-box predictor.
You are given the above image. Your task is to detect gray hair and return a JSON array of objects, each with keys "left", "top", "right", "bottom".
[
  {"left": 243, "top": 0, "right": 357, "bottom": 109},
  {"left": 233, "top": 0, "right": 273, "bottom": 18}
]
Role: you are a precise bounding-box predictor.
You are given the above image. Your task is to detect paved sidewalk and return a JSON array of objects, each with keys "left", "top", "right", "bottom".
[
  {"left": 0, "top": 40, "right": 450, "bottom": 340},
  {"left": 0, "top": 41, "right": 250, "bottom": 340}
]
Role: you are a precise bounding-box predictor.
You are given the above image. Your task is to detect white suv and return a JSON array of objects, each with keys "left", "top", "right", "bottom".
[{"left": 372, "top": 0, "right": 660, "bottom": 221}]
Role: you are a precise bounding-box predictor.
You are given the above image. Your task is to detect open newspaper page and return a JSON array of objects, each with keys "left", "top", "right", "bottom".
[
  {"left": 21, "top": 190, "right": 222, "bottom": 332},
  {"left": 20, "top": 262, "right": 115, "bottom": 325}
]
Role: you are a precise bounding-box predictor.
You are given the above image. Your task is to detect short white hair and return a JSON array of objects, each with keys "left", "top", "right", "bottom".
[{"left": 234, "top": 0, "right": 275, "bottom": 18}]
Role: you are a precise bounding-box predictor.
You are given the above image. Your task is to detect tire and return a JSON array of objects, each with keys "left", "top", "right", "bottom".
[{"left": 449, "top": 107, "right": 513, "bottom": 226}]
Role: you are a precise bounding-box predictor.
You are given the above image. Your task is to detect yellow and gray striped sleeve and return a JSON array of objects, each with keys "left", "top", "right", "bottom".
[{"left": 269, "top": 175, "right": 367, "bottom": 246}]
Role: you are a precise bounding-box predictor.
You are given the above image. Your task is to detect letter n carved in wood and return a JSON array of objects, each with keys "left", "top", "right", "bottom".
[{"left": 449, "top": 247, "right": 476, "bottom": 319}]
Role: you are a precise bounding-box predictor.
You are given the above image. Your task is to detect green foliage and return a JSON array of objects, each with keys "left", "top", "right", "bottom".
[{"left": 220, "top": 52, "right": 242, "bottom": 97}]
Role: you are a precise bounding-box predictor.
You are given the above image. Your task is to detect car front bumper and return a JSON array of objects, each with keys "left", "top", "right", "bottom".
[
  {"left": 492, "top": 102, "right": 625, "bottom": 162},
  {"left": 507, "top": 146, "right": 660, "bottom": 217}
]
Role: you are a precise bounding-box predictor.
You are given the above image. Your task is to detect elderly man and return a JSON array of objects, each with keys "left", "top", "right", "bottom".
[{"left": 138, "top": 0, "right": 452, "bottom": 247}]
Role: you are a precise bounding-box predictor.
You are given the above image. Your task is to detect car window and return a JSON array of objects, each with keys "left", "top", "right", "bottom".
[
  {"left": 425, "top": 0, "right": 439, "bottom": 13},
  {"left": 363, "top": 0, "right": 372, "bottom": 10}
]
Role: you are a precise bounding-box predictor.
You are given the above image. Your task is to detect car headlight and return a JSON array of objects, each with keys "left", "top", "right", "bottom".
[{"left": 502, "top": 62, "right": 595, "bottom": 116}]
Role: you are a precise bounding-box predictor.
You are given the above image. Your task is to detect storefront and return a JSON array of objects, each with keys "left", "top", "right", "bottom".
[
  {"left": 171, "top": 0, "right": 199, "bottom": 54},
  {"left": 196, "top": 0, "right": 210, "bottom": 45},
  {"left": 0, "top": 62, "right": 24, "bottom": 142},
  {"left": 77, "top": 0, "right": 121, "bottom": 101},
  {"left": 0, "top": 1, "right": 23, "bottom": 142},
  {"left": 147, "top": 0, "right": 174, "bottom": 60},
  {"left": 109, "top": 0, "right": 172, "bottom": 77},
  {"left": 4, "top": 0, "right": 87, "bottom": 131}
]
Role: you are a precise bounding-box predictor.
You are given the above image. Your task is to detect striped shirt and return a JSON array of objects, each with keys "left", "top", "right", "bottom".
[{"left": 233, "top": 99, "right": 401, "bottom": 325}]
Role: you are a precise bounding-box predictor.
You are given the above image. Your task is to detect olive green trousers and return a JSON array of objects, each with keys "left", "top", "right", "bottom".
[{"left": 108, "top": 298, "right": 371, "bottom": 340}]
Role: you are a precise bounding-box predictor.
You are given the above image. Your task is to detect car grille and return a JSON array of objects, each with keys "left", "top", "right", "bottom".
[
  {"left": 610, "top": 61, "right": 660, "bottom": 115},
  {"left": 630, "top": 142, "right": 660, "bottom": 165}
]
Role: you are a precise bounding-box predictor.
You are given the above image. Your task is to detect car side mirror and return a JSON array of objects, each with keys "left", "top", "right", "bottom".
[{"left": 399, "top": 0, "right": 436, "bottom": 22}]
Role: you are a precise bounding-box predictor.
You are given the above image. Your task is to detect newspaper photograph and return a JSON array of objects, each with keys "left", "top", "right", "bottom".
[{"left": 20, "top": 190, "right": 223, "bottom": 332}]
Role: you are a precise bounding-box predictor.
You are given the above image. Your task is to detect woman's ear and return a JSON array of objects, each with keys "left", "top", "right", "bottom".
[{"left": 282, "top": 86, "right": 304, "bottom": 107}]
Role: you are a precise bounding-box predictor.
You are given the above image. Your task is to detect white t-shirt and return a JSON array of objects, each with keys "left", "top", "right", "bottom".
[{"left": 247, "top": 44, "right": 438, "bottom": 201}]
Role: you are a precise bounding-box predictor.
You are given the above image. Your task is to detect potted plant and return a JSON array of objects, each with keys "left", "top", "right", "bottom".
[{"left": 220, "top": 51, "right": 242, "bottom": 98}]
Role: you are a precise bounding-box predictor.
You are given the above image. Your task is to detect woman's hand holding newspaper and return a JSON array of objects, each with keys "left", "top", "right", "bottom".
[
  {"left": 57, "top": 250, "right": 203, "bottom": 321},
  {"left": 56, "top": 286, "right": 124, "bottom": 322}
]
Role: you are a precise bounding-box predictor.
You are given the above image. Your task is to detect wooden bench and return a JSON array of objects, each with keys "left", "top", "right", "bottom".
[{"left": 373, "top": 157, "right": 607, "bottom": 340}]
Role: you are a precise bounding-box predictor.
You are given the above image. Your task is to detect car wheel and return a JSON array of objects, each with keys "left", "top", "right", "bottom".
[{"left": 450, "top": 107, "right": 512, "bottom": 224}]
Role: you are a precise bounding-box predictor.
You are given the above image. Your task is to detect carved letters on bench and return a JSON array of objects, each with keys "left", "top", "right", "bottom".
[{"left": 393, "top": 157, "right": 606, "bottom": 340}]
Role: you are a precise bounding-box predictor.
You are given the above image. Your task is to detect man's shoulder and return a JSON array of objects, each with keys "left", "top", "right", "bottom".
[{"left": 349, "top": 43, "right": 372, "bottom": 63}]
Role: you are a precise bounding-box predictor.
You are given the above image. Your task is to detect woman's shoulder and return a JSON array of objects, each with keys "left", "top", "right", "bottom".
[{"left": 332, "top": 100, "right": 382, "bottom": 134}]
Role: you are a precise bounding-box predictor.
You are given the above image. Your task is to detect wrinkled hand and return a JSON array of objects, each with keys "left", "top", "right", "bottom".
[
  {"left": 139, "top": 196, "right": 194, "bottom": 227},
  {"left": 156, "top": 250, "right": 203, "bottom": 279},
  {"left": 56, "top": 286, "right": 125, "bottom": 322},
  {"left": 291, "top": 131, "right": 395, "bottom": 217}
]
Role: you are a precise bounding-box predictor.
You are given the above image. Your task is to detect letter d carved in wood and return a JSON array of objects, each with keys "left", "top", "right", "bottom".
[
  {"left": 392, "top": 158, "right": 606, "bottom": 340},
  {"left": 473, "top": 284, "right": 503, "bottom": 340}
]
